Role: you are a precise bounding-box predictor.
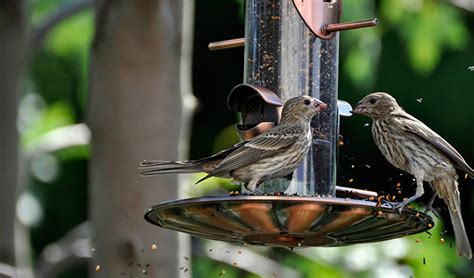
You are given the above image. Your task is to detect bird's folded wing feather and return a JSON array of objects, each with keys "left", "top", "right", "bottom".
[
  {"left": 195, "top": 129, "right": 302, "bottom": 183},
  {"left": 395, "top": 112, "right": 474, "bottom": 177}
]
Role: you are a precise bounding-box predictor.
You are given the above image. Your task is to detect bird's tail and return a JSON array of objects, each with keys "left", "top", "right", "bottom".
[
  {"left": 434, "top": 177, "right": 472, "bottom": 259},
  {"left": 139, "top": 160, "right": 203, "bottom": 176}
]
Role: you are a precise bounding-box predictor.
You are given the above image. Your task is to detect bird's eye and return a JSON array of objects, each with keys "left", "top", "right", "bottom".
[
  {"left": 303, "top": 99, "right": 311, "bottom": 105},
  {"left": 369, "top": 98, "right": 377, "bottom": 104}
]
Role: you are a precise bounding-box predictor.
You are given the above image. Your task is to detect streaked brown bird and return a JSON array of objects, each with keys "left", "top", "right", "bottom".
[
  {"left": 140, "top": 95, "right": 327, "bottom": 192},
  {"left": 353, "top": 92, "right": 473, "bottom": 259}
]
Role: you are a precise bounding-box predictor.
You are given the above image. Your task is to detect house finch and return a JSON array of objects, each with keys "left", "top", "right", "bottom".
[
  {"left": 353, "top": 92, "right": 473, "bottom": 259},
  {"left": 140, "top": 95, "right": 327, "bottom": 192}
]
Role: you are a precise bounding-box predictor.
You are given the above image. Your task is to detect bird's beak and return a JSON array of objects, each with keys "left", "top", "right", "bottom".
[
  {"left": 313, "top": 99, "right": 327, "bottom": 112},
  {"left": 352, "top": 101, "right": 366, "bottom": 115}
]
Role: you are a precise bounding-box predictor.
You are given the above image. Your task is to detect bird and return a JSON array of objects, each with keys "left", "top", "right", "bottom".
[
  {"left": 353, "top": 92, "right": 473, "bottom": 259},
  {"left": 139, "top": 95, "right": 327, "bottom": 193}
]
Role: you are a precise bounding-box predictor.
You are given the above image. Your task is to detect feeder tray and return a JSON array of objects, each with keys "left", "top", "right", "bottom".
[{"left": 145, "top": 196, "right": 433, "bottom": 248}]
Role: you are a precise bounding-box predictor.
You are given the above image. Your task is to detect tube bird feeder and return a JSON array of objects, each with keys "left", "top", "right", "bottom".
[{"left": 145, "top": 0, "right": 433, "bottom": 248}]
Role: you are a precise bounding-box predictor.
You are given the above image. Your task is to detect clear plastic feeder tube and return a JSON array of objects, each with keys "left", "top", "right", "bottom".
[{"left": 244, "top": 0, "right": 338, "bottom": 196}]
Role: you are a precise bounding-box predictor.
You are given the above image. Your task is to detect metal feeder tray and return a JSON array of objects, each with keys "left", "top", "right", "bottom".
[{"left": 145, "top": 196, "right": 433, "bottom": 248}]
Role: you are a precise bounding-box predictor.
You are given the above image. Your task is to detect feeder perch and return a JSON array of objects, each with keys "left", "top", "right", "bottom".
[{"left": 145, "top": 0, "right": 433, "bottom": 248}]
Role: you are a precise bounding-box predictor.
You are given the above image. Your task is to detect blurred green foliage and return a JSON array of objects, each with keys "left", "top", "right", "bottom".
[{"left": 21, "top": 0, "right": 474, "bottom": 277}]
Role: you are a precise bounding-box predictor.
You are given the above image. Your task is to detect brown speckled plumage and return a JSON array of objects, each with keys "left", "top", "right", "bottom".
[
  {"left": 354, "top": 92, "right": 472, "bottom": 259},
  {"left": 140, "top": 95, "right": 326, "bottom": 192}
]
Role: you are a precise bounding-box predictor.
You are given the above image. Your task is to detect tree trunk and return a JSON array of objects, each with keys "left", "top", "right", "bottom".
[
  {"left": 88, "top": 0, "right": 194, "bottom": 277},
  {"left": 0, "top": 0, "right": 26, "bottom": 267}
]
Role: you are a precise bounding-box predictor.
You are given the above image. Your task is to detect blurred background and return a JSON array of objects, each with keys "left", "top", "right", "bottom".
[{"left": 1, "top": 0, "right": 473, "bottom": 277}]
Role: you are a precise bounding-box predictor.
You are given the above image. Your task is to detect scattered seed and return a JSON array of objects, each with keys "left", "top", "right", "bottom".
[
  {"left": 428, "top": 223, "right": 433, "bottom": 228},
  {"left": 151, "top": 244, "right": 157, "bottom": 250},
  {"left": 440, "top": 238, "right": 445, "bottom": 244},
  {"left": 351, "top": 165, "right": 355, "bottom": 168},
  {"left": 464, "top": 173, "right": 468, "bottom": 179},
  {"left": 232, "top": 262, "right": 238, "bottom": 266},
  {"left": 184, "top": 268, "right": 188, "bottom": 273},
  {"left": 218, "top": 270, "right": 226, "bottom": 277},
  {"left": 417, "top": 98, "right": 423, "bottom": 103},
  {"left": 184, "top": 256, "right": 189, "bottom": 261},
  {"left": 142, "top": 269, "right": 148, "bottom": 275},
  {"left": 364, "top": 123, "right": 370, "bottom": 127},
  {"left": 348, "top": 178, "right": 354, "bottom": 183},
  {"left": 396, "top": 182, "right": 401, "bottom": 187},
  {"left": 95, "top": 265, "right": 101, "bottom": 272},
  {"left": 415, "top": 239, "right": 420, "bottom": 243}
]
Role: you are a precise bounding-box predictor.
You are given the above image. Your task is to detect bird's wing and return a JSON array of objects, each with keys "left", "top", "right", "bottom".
[
  {"left": 195, "top": 127, "right": 303, "bottom": 183},
  {"left": 394, "top": 112, "right": 474, "bottom": 177}
]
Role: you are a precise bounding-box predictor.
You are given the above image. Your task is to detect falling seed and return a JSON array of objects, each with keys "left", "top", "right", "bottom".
[
  {"left": 128, "top": 261, "right": 134, "bottom": 267},
  {"left": 416, "top": 212, "right": 420, "bottom": 217},
  {"left": 365, "top": 164, "right": 371, "bottom": 169},
  {"left": 440, "top": 238, "right": 445, "bottom": 244},
  {"left": 238, "top": 251, "right": 242, "bottom": 254},
  {"left": 415, "top": 239, "right": 420, "bottom": 243},
  {"left": 179, "top": 267, "right": 185, "bottom": 270},
  {"left": 465, "top": 173, "right": 468, "bottom": 179},
  {"left": 428, "top": 223, "right": 433, "bottom": 228},
  {"left": 209, "top": 249, "right": 213, "bottom": 252},
  {"left": 417, "top": 98, "right": 423, "bottom": 103},
  {"left": 297, "top": 243, "right": 302, "bottom": 247},
  {"left": 450, "top": 242, "right": 453, "bottom": 248},
  {"left": 392, "top": 195, "right": 396, "bottom": 201},
  {"left": 423, "top": 257, "right": 426, "bottom": 265},
  {"left": 232, "top": 262, "right": 238, "bottom": 266},
  {"left": 95, "top": 265, "right": 101, "bottom": 272},
  {"left": 184, "top": 256, "right": 189, "bottom": 261},
  {"left": 468, "top": 66, "right": 474, "bottom": 71},
  {"left": 91, "top": 248, "right": 96, "bottom": 252},
  {"left": 142, "top": 269, "right": 148, "bottom": 275},
  {"left": 218, "top": 270, "right": 226, "bottom": 277},
  {"left": 397, "top": 190, "right": 402, "bottom": 195},
  {"left": 225, "top": 250, "right": 230, "bottom": 254},
  {"left": 351, "top": 165, "right": 355, "bottom": 168},
  {"left": 396, "top": 182, "right": 401, "bottom": 187},
  {"left": 348, "top": 178, "right": 354, "bottom": 183},
  {"left": 364, "top": 123, "right": 370, "bottom": 127},
  {"left": 151, "top": 244, "right": 157, "bottom": 250},
  {"left": 184, "top": 268, "right": 188, "bottom": 273},
  {"left": 338, "top": 140, "right": 344, "bottom": 146}
]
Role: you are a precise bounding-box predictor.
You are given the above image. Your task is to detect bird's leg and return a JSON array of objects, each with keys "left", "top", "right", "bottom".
[
  {"left": 393, "top": 171, "right": 425, "bottom": 211},
  {"left": 424, "top": 191, "right": 437, "bottom": 213},
  {"left": 243, "top": 179, "right": 263, "bottom": 195}
]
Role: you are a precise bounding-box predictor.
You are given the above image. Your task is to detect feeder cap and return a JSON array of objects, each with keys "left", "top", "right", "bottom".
[{"left": 227, "top": 84, "right": 284, "bottom": 112}]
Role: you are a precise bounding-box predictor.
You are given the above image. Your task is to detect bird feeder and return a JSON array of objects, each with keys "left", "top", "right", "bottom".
[{"left": 145, "top": 0, "right": 433, "bottom": 248}]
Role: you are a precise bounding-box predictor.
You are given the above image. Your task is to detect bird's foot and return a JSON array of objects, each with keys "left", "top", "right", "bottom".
[
  {"left": 385, "top": 201, "right": 405, "bottom": 214},
  {"left": 424, "top": 206, "right": 441, "bottom": 219}
]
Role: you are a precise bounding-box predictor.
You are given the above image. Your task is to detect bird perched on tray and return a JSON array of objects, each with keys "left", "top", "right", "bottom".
[
  {"left": 353, "top": 92, "right": 473, "bottom": 259},
  {"left": 140, "top": 95, "right": 327, "bottom": 193}
]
